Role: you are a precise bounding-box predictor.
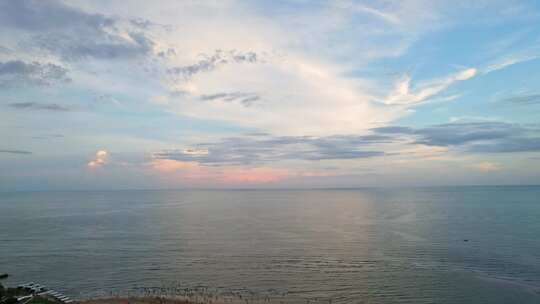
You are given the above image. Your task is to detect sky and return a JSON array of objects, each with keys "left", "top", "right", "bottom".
[{"left": 1, "top": 0, "right": 540, "bottom": 191}]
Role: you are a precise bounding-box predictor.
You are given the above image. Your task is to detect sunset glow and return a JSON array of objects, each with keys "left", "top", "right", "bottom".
[{"left": 1, "top": 1, "right": 540, "bottom": 190}]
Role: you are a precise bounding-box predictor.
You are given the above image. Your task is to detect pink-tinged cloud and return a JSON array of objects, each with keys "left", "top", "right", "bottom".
[
  {"left": 219, "top": 167, "right": 290, "bottom": 184},
  {"left": 151, "top": 159, "right": 200, "bottom": 172},
  {"left": 150, "top": 159, "right": 213, "bottom": 179},
  {"left": 149, "top": 159, "right": 291, "bottom": 184},
  {"left": 87, "top": 150, "right": 109, "bottom": 168},
  {"left": 469, "top": 162, "right": 501, "bottom": 172}
]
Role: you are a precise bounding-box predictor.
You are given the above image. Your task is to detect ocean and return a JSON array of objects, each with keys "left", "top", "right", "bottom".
[{"left": 1, "top": 187, "right": 539, "bottom": 303}]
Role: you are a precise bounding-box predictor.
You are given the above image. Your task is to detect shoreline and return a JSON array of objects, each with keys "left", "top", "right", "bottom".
[
  {"left": 80, "top": 298, "right": 194, "bottom": 304},
  {"left": 80, "top": 296, "right": 288, "bottom": 304}
]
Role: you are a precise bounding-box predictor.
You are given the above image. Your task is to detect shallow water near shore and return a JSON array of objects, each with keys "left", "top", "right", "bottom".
[{"left": 1, "top": 187, "right": 540, "bottom": 303}]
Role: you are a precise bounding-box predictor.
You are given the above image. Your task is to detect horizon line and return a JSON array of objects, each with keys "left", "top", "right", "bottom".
[{"left": 1, "top": 184, "right": 539, "bottom": 193}]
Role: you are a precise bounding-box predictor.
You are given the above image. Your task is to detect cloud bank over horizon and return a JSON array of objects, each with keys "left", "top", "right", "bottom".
[{"left": 1, "top": 0, "right": 540, "bottom": 190}]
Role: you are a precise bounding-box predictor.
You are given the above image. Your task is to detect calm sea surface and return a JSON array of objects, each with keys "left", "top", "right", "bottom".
[{"left": 1, "top": 187, "right": 540, "bottom": 303}]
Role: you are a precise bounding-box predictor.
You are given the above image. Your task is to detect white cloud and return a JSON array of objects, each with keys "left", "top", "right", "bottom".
[
  {"left": 159, "top": 59, "right": 478, "bottom": 137},
  {"left": 383, "top": 68, "right": 476, "bottom": 106},
  {"left": 335, "top": 1, "right": 401, "bottom": 25},
  {"left": 449, "top": 115, "right": 502, "bottom": 123},
  {"left": 181, "top": 148, "right": 209, "bottom": 157},
  {"left": 87, "top": 150, "right": 109, "bottom": 168},
  {"left": 483, "top": 53, "right": 538, "bottom": 74},
  {"left": 163, "top": 54, "right": 401, "bottom": 136},
  {"left": 0, "top": 0, "right": 485, "bottom": 138},
  {"left": 52, "top": 1, "right": 486, "bottom": 138}
]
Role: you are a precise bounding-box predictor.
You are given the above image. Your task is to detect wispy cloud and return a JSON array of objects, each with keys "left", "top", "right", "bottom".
[
  {"left": 149, "top": 120, "right": 540, "bottom": 177},
  {"left": 1, "top": 0, "right": 487, "bottom": 138},
  {"left": 200, "top": 92, "right": 260, "bottom": 107},
  {"left": 34, "top": 31, "right": 154, "bottom": 61},
  {"left": 32, "top": 134, "right": 64, "bottom": 140},
  {"left": 8, "top": 102, "right": 70, "bottom": 111},
  {"left": 499, "top": 93, "right": 540, "bottom": 106},
  {"left": 0, "top": 0, "right": 154, "bottom": 61},
  {"left": 167, "top": 50, "right": 263, "bottom": 80},
  {"left": 0, "top": 0, "right": 113, "bottom": 31},
  {"left": 153, "top": 133, "right": 390, "bottom": 166},
  {"left": 91, "top": 94, "right": 122, "bottom": 108},
  {"left": 372, "top": 121, "right": 540, "bottom": 153},
  {"left": 484, "top": 52, "right": 538, "bottom": 74},
  {"left": 0, "top": 60, "right": 69, "bottom": 88},
  {"left": 383, "top": 68, "right": 476, "bottom": 106},
  {"left": 336, "top": 2, "right": 400, "bottom": 24},
  {"left": 0, "top": 149, "right": 32, "bottom": 155}
]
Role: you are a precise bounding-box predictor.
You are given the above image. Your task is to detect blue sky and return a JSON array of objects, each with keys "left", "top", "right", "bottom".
[{"left": 1, "top": 0, "right": 540, "bottom": 190}]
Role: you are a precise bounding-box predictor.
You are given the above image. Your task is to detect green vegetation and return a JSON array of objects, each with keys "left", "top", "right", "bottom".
[
  {"left": 0, "top": 275, "right": 64, "bottom": 304},
  {"left": 2, "top": 287, "right": 27, "bottom": 299},
  {"left": 2, "top": 298, "right": 17, "bottom": 304},
  {"left": 0, "top": 274, "right": 31, "bottom": 304},
  {"left": 0, "top": 273, "right": 8, "bottom": 301}
]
